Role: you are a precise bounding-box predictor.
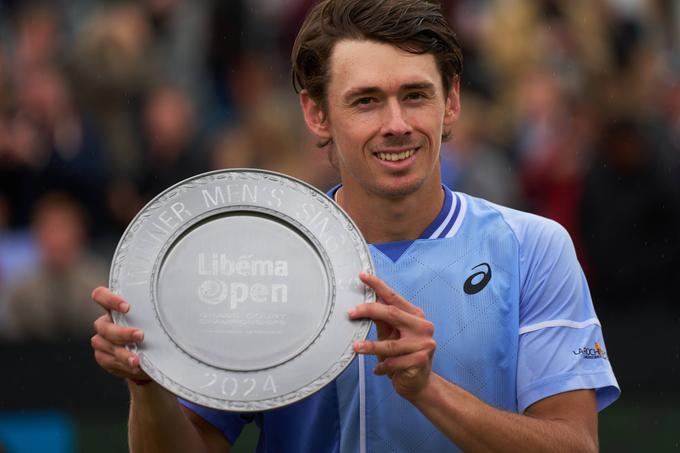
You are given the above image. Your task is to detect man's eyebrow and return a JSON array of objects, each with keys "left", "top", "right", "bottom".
[
  {"left": 343, "top": 82, "right": 437, "bottom": 102},
  {"left": 342, "top": 86, "right": 381, "bottom": 102},
  {"left": 402, "top": 82, "right": 436, "bottom": 91}
]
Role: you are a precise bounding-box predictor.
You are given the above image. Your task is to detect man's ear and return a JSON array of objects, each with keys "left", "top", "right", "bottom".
[
  {"left": 443, "top": 76, "right": 461, "bottom": 127},
  {"left": 300, "top": 90, "right": 332, "bottom": 142}
]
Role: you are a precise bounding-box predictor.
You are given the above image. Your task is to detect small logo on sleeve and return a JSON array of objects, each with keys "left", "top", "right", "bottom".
[
  {"left": 572, "top": 342, "right": 608, "bottom": 360},
  {"left": 463, "top": 263, "right": 492, "bottom": 295}
]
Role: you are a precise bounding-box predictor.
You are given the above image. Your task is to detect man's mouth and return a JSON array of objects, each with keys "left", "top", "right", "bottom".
[{"left": 375, "top": 148, "right": 417, "bottom": 162}]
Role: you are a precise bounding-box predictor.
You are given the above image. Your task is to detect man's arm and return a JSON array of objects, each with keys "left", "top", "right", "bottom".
[
  {"left": 411, "top": 375, "right": 597, "bottom": 452},
  {"left": 91, "top": 287, "right": 231, "bottom": 453},
  {"left": 350, "top": 274, "right": 598, "bottom": 452}
]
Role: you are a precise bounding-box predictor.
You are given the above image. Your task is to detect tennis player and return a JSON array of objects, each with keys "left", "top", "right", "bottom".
[{"left": 91, "top": 0, "right": 619, "bottom": 451}]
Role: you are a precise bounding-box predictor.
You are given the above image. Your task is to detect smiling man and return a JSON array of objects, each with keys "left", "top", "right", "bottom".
[
  {"left": 91, "top": 1, "right": 619, "bottom": 452},
  {"left": 303, "top": 39, "right": 457, "bottom": 245}
]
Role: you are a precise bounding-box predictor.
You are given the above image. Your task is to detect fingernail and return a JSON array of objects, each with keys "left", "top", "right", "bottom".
[
  {"left": 353, "top": 341, "right": 364, "bottom": 352},
  {"left": 132, "top": 330, "right": 144, "bottom": 342},
  {"left": 128, "top": 357, "right": 136, "bottom": 368},
  {"left": 347, "top": 307, "right": 357, "bottom": 317},
  {"left": 120, "top": 302, "right": 130, "bottom": 313}
]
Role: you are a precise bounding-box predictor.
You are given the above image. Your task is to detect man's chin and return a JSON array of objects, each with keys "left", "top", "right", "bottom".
[{"left": 370, "top": 177, "right": 428, "bottom": 199}]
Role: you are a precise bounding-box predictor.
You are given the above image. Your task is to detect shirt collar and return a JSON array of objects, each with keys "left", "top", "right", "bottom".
[{"left": 327, "top": 184, "right": 466, "bottom": 242}]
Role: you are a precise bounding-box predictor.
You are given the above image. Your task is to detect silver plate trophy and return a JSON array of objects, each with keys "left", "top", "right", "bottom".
[{"left": 110, "top": 169, "right": 374, "bottom": 411}]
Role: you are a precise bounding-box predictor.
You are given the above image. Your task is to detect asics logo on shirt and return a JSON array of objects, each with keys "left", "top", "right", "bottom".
[{"left": 463, "top": 263, "right": 492, "bottom": 295}]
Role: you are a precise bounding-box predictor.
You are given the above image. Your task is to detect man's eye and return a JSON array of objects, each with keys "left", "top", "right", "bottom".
[
  {"left": 405, "top": 92, "right": 425, "bottom": 100},
  {"left": 357, "top": 97, "right": 374, "bottom": 105}
]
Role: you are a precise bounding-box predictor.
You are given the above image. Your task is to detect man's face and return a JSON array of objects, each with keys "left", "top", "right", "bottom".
[{"left": 302, "top": 39, "right": 459, "bottom": 198}]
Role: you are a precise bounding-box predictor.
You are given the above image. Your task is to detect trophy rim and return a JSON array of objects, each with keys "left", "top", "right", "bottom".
[{"left": 110, "top": 169, "right": 374, "bottom": 411}]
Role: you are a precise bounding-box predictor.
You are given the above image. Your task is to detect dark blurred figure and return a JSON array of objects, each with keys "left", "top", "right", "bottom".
[
  {"left": 440, "top": 93, "right": 520, "bottom": 207},
  {"left": 210, "top": 52, "right": 336, "bottom": 190},
  {"left": 21, "top": 65, "right": 104, "bottom": 206},
  {"left": 581, "top": 118, "right": 680, "bottom": 313},
  {"left": 0, "top": 192, "right": 38, "bottom": 310},
  {"left": 1, "top": 192, "right": 107, "bottom": 341},
  {"left": 0, "top": 3, "right": 92, "bottom": 228},
  {"left": 70, "top": 2, "right": 151, "bottom": 184},
  {"left": 11, "top": 2, "right": 63, "bottom": 73},
  {"left": 580, "top": 116, "right": 680, "bottom": 395},
  {"left": 143, "top": 0, "right": 211, "bottom": 106},
  {"left": 106, "top": 83, "right": 205, "bottom": 237},
  {"left": 204, "top": 0, "right": 245, "bottom": 121},
  {"left": 446, "top": 0, "right": 496, "bottom": 96},
  {"left": 650, "top": 77, "right": 680, "bottom": 202},
  {"left": 138, "top": 83, "right": 205, "bottom": 198},
  {"left": 511, "top": 69, "right": 595, "bottom": 269},
  {"left": 1, "top": 62, "right": 105, "bottom": 228}
]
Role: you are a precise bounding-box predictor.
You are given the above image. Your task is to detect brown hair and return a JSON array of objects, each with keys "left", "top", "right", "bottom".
[{"left": 292, "top": 0, "right": 463, "bottom": 109}]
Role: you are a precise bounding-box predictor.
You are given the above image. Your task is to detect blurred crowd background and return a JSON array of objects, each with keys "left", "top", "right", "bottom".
[{"left": 0, "top": 0, "right": 678, "bottom": 451}]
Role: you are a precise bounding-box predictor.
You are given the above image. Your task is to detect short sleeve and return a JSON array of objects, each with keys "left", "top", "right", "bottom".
[
  {"left": 178, "top": 399, "right": 256, "bottom": 445},
  {"left": 509, "top": 215, "right": 620, "bottom": 413}
]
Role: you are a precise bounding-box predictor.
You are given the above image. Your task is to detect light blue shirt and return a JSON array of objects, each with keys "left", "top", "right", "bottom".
[{"left": 181, "top": 186, "right": 620, "bottom": 452}]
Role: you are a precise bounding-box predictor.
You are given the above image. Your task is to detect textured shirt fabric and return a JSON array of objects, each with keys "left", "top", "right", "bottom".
[{"left": 180, "top": 187, "right": 620, "bottom": 452}]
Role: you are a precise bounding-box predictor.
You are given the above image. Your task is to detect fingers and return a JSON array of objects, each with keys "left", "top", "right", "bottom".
[
  {"left": 359, "top": 273, "right": 424, "bottom": 318},
  {"left": 91, "top": 286, "right": 130, "bottom": 314},
  {"left": 93, "top": 347, "right": 148, "bottom": 380},
  {"left": 93, "top": 313, "right": 144, "bottom": 344},
  {"left": 373, "top": 350, "right": 432, "bottom": 377},
  {"left": 349, "top": 302, "right": 433, "bottom": 334},
  {"left": 92, "top": 335, "right": 138, "bottom": 367},
  {"left": 354, "top": 337, "right": 436, "bottom": 358},
  {"left": 91, "top": 301, "right": 148, "bottom": 381},
  {"left": 354, "top": 274, "right": 436, "bottom": 398},
  {"left": 91, "top": 329, "right": 148, "bottom": 380}
]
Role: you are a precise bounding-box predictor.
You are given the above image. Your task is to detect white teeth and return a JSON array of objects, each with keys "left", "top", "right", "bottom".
[{"left": 377, "top": 149, "right": 416, "bottom": 162}]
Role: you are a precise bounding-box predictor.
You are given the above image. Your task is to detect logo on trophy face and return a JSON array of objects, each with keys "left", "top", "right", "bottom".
[{"left": 197, "top": 253, "right": 289, "bottom": 307}]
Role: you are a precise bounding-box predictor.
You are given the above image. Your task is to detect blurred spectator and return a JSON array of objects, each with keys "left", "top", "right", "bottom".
[
  {"left": 138, "top": 83, "right": 205, "bottom": 197},
  {"left": 211, "top": 52, "right": 337, "bottom": 189},
  {"left": 479, "top": 0, "right": 614, "bottom": 145},
  {"left": 144, "top": 0, "right": 211, "bottom": 106},
  {"left": 441, "top": 93, "right": 520, "bottom": 207},
  {"left": 446, "top": 0, "right": 495, "bottom": 97},
  {"left": 106, "top": 83, "right": 206, "bottom": 235},
  {"left": 580, "top": 118, "right": 680, "bottom": 314},
  {"left": 508, "top": 69, "right": 595, "bottom": 269},
  {"left": 12, "top": 2, "right": 63, "bottom": 73},
  {"left": 650, "top": 77, "right": 680, "bottom": 201},
  {"left": 0, "top": 47, "right": 11, "bottom": 112},
  {"left": 441, "top": 92, "right": 520, "bottom": 207},
  {"left": 0, "top": 194, "right": 38, "bottom": 316},
  {"left": 1, "top": 192, "right": 107, "bottom": 341},
  {"left": 203, "top": 0, "right": 246, "bottom": 122},
  {"left": 210, "top": 126, "right": 258, "bottom": 170},
  {"left": 0, "top": 63, "right": 105, "bottom": 231},
  {"left": 70, "top": 2, "right": 151, "bottom": 182}
]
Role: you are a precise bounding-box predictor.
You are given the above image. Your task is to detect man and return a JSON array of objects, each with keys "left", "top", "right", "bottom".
[{"left": 91, "top": 0, "right": 619, "bottom": 451}]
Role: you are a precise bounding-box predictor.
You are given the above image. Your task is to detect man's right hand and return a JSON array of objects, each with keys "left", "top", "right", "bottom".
[{"left": 91, "top": 287, "right": 150, "bottom": 383}]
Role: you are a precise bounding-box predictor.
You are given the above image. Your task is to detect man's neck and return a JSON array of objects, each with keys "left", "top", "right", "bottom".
[{"left": 335, "top": 182, "right": 445, "bottom": 244}]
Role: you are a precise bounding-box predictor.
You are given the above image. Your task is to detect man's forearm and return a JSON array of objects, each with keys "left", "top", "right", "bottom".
[
  {"left": 409, "top": 373, "right": 598, "bottom": 453},
  {"left": 128, "top": 382, "right": 214, "bottom": 453}
]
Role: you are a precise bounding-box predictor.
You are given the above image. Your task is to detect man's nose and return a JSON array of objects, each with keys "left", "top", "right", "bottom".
[{"left": 380, "top": 99, "right": 413, "bottom": 136}]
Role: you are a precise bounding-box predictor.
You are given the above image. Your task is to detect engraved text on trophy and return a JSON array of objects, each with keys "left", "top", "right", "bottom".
[{"left": 197, "top": 253, "right": 289, "bottom": 308}]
